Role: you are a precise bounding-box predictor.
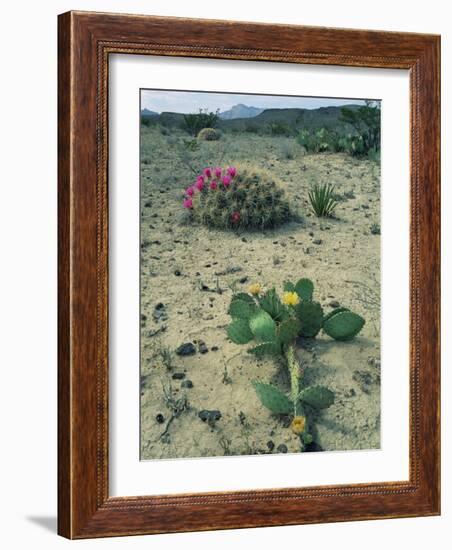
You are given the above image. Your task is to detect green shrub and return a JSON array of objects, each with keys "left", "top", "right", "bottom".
[
  {"left": 269, "top": 122, "right": 293, "bottom": 136},
  {"left": 183, "top": 165, "right": 293, "bottom": 231},
  {"left": 308, "top": 183, "right": 338, "bottom": 217},
  {"left": 340, "top": 101, "right": 381, "bottom": 157},
  {"left": 197, "top": 127, "right": 220, "bottom": 141},
  {"left": 183, "top": 109, "right": 219, "bottom": 136},
  {"left": 296, "top": 128, "right": 340, "bottom": 153}
]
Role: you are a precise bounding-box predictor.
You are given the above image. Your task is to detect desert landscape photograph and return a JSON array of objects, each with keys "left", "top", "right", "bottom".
[{"left": 139, "top": 89, "right": 381, "bottom": 460}]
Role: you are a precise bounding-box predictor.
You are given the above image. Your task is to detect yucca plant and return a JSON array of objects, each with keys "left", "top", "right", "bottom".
[
  {"left": 308, "top": 183, "right": 338, "bottom": 217},
  {"left": 225, "top": 278, "right": 365, "bottom": 451}
]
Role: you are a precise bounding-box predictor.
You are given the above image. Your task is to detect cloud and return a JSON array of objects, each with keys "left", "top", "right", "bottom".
[{"left": 140, "top": 89, "right": 374, "bottom": 114}]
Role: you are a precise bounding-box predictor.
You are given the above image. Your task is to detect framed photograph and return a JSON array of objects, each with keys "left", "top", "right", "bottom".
[{"left": 58, "top": 11, "right": 440, "bottom": 538}]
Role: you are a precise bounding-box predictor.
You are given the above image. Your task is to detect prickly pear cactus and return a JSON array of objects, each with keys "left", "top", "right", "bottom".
[{"left": 224, "top": 277, "right": 366, "bottom": 452}]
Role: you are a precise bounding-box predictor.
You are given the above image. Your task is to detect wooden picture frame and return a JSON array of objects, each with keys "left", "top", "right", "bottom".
[{"left": 58, "top": 11, "right": 440, "bottom": 539}]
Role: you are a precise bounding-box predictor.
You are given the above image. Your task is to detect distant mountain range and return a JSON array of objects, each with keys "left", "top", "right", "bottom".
[
  {"left": 141, "top": 104, "right": 263, "bottom": 120},
  {"left": 219, "top": 104, "right": 264, "bottom": 120},
  {"left": 141, "top": 108, "right": 158, "bottom": 117},
  {"left": 140, "top": 104, "right": 362, "bottom": 133}
]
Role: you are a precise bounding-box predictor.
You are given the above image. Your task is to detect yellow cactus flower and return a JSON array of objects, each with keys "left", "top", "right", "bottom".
[
  {"left": 291, "top": 415, "right": 306, "bottom": 435},
  {"left": 282, "top": 291, "right": 300, "bottom": 306},
  {"left": 248, "top": 283, "right": 262, "bottom": 296}
]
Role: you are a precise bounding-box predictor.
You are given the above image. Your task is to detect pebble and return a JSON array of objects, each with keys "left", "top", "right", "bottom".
[
  {"left": 156, "top": 414, "right": 165, "bottom": 424},
  {"left": 239, "top": 276, "right": 249, "bottom": 284},
  {"left": 172, "top": 372, "right": 185, "bottom": 380},
  {"left": 266, "top": 440, "right": 275, "bottom": 451},
  {"left": 277, "top": 444, "right": 288, "bottom": 454},
  {"left": 198, "top": 340, "right": 209, "bottom": 354},
  {"left": 181, "top": 380, "right": 193, "bottom": 389},
  {"left": 211, "top": 346, "right": 219, "bottom": 352},
  {"left": 198, "top": 410, "right": 222, "bottom": 425},
  {"left": 174, "top": 269, "right": 181, "bottom": 276},
  {"left": 153, "top": 303, "right": 168, "bottom": 322},
  {"left": 329, "top": 300, "right": 340, "bottom": 308},
  {"left": 313, "top": 239, "right": 323, "bottom": 245},
  {"left": 176, "top": 342, "right": 196, "bottom": 356}
]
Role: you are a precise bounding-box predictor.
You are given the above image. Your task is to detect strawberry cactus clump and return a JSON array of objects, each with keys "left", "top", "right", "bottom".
[
  {"left": 182, "top": 165, "right": 293, "bottom": 230},
  {"left": 226, "top": 278, "right": 365, "bottom": 451}
]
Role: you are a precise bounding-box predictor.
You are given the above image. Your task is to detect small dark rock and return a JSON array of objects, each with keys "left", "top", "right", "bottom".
[
  {"left": 174, "top": 269, "right": 181, "bottom": 276},
  {"left": 329, "top": 300, "right": 340, "bottom": 308},
  {"left": 181, "top": 380, "right": 193, "bottom": 389},
  {"left": 239, "top": 276, "right": 249, "bottom": 284},
  {"left": 267, "top": 440, "right": 275, "bottom": 451},
  {"left": 172, "top": 372, "right": 185, "bottom": 380},
  {"left": 152, "top": 303, "right": 168, "bottom": 322},
  {"left": 156, "top": 414, "right": 165, "bottom": 424},
  {"left": 309, "top": 231, "right": 314, "bottom": 237},
  {"left": 176, "top": 342, "right": 196, "bottom": 356},
  {"left": 198, "top": 340, "right": 209, "bottom": 354},
  {"left": 277, "top": 444, "right": 288, "bottom": 454},
  {"left": 313, "top": 239, "right": 323, "bottom": 245},
  {"left": 241, "top": 237, "right": 248, "bottom": 243},
  {"left": 211, "top": 346, "right": 219, "bottom": 352},
  {"left": 281, "top": 415, "right": 292, "bottom": 428},
  {"left": 198, "top": 410, "right": 222, "bottom": 426}
]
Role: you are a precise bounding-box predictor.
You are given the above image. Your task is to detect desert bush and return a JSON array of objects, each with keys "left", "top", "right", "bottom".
[
  {"left": 244, "top": 123, "right": 259, "bottom": 134},
  {"left": 183, "top": 109, "right": 219, "bottom": 136},
  {"left": 268, "top": 122, "right": 293, "bottom": 137},
  {"left": 308, "top": 183, "right": 338, "bottom": 217},
  {"left": 296, "top": 128, "right": 341, "bottom": 153},
  {"left": 141, "top": 115, "right": 153, "bottom": 127},
  {"left": 197, "top": 127, "right": 220, "bottom": 141},
  {"left": 182, "top": 165, "right": 292, "bottom": 230},
  {"left": 279, "top": 141, "right": 297, "bottom": 160},
  {"left": 340, "top": 101, "right": 381, "bottom": 157},
  {"left": 226, "top": 279, "right": 365, "bottom": 450}
]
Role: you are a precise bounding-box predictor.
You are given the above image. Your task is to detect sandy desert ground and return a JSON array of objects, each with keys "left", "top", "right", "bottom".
[{"left": 139, "top": 126, "right": 381, "bottom": 460}]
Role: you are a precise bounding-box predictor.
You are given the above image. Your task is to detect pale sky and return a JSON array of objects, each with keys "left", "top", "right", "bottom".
[{"left": 140, "top": 89, "right": 370, "bottom": 114}]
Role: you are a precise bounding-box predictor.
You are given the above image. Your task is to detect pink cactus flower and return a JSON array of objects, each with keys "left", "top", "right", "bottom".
[
  {"left": 210, "top": 181, "right": 218, "bottom": 190},
  {"left": 185, "top": 186, "right": 195, "bottom": 196},
  {"left": 183, "top": 198, "right": 193, "bottom": 209},
  {"left": 195, "top": 179, "right": 204, "bottom": 191},
  {"left": 214, "top": 166, "right": 222, "bottom": 178},
  {"left": 231, "top": 211, "right": 241, "bottom": 223},
  {"left": 222, "top": 175, "right": 232, "bottom": 187},
  {"left": 196, "top": 175, "right": 204, "bottom": 184},
  {"left": 203, "top": 167, "right": 212, "bottom": 178},
  {"left": 227, "top": 166, "right": 237, "bottom": 178}
]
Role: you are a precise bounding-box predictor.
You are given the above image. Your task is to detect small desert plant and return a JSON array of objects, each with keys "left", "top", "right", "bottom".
[
  {"left": 308, "top": 183, "right": 338, "bottom": 217},
  {"left": 182, "top": 165, "right": 293, "bottom": 231},
  {"left": 182, "top": 138, "right": 200, "bottom": 152},
  {"left": 296, "top": 128, "right": 340, "bottom": 153},
  {"left": 280, "top": 141, "right": 297, "bottom": 160},
  {"left": 197, "top": 127, "right": 220, "bottom": 141},
  {"left": 183, "top": 109, "right": 219, "bottom": 136},
  {"left": 225, "top": 279, "right": 365, "bottom": 450},
  {"left": 370, "top": 222, "right": 381, "bottom": 235}
]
